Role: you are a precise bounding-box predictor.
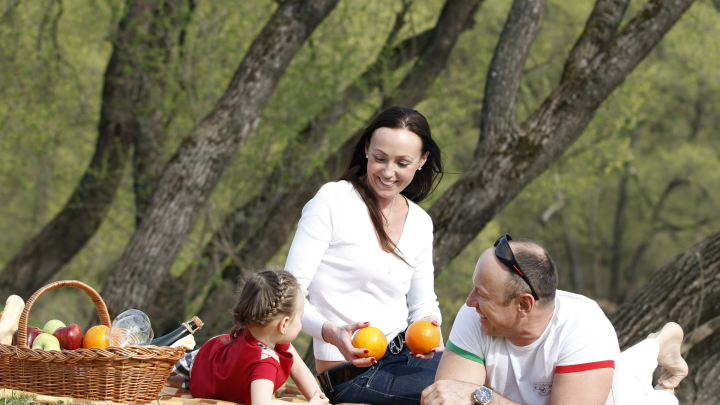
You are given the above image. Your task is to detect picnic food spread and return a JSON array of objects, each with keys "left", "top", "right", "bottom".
[
  {"left": 152, "top": 316, "right": 204, "bottom": 347},
  {"left": 1, "top": 296, "right": 202, "bottom": 351},
  {"left": 0, "top": 295, "right": 24, "bottom": 345},
  {"left": 0, "top": 280, "right": 202, "bottom": 403}
]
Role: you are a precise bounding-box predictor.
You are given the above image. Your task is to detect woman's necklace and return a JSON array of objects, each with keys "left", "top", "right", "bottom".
[{"left": 385, "top": 194, "right": 397, "bottom": 228}]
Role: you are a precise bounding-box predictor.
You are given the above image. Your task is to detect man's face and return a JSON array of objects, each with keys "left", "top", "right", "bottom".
[{"left": 465, "top": 248, "right": 519, "bottom": 337}]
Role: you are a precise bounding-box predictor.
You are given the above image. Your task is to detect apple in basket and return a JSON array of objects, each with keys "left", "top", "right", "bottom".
[
  {"left": 12, "top": 326, "right": 43, "bottom": 347},
  {"left": 32, "top": 333, "right": 61, "bottom": 351},
  {"left": 54, "top": 324, "right": 83, "bottom": 350},
  {"left": 43, "top": 319, "right": 66, "bottom": 335}
]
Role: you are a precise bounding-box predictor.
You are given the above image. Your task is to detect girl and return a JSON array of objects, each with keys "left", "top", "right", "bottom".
[{"left": 172, "top": 270, "right": 328, "bottom": 405}]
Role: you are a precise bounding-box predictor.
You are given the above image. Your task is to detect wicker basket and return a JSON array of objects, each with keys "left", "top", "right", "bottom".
[{"left": 0, "top": 280, "right": 186, "bottom": 403}]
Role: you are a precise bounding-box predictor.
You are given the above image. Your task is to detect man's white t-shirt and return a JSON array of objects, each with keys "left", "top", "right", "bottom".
[{"left": 447, "top": 290, "right": 620, "bottom": 405}]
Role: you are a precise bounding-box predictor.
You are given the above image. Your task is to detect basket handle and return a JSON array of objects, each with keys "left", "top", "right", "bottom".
[{"left": 17, "top": 280, "right": 111, "bottom": 348}]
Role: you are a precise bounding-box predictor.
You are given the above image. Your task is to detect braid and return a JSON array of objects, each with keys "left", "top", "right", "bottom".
[
  {"left": 257, "top": 272, "right": 290, "bottom": 324},
  {"left": 226, "top": 269, "right": 300, "bottom": 342}
]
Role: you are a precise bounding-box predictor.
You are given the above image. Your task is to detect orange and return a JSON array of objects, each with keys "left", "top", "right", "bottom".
[
  {"left": 352, "top": 326, "right": 387, "bottom": 359},
  {"left": 405, "top": 320, "right": 441, "bottom": 354},
  {"left": 82, "top": 325, "right": 110, "bottom": 349}
]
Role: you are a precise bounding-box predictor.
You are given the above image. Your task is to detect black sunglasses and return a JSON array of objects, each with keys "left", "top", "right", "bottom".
[{"left": 494, "top": 233, "right": 540, "bottom": 301}]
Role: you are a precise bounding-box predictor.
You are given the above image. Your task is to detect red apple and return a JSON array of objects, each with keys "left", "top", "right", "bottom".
[
  {"left": 53, "top": 324, "right": 83, "bottom": 350},
  {"left": 12, "top": 326, "right": 43, "bottom": 347}
]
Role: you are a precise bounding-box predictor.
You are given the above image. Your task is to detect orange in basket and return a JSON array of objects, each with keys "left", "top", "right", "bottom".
[
  {"left": 82, "top": 325, "right": 110, "bottom": 349},
  {"left": 0, "top": 280, "right": 186, "bottom": 403}
]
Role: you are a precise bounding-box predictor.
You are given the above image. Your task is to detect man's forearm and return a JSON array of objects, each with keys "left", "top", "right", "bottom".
[
  {"left": 486, "top": 391, "right": 524, "bottom": 405},
  {"left": 421, "top": 380, "right": 527, "bottom": 405}
]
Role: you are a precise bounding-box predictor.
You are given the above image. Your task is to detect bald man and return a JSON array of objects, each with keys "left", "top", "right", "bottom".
[{"left": 423, "top": 235, "right": 620, "bottom": 405}]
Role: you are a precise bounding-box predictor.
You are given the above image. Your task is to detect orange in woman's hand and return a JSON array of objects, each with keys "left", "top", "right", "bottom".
[
  {"left": 405, "top": 320, "right": 441, "bottom": 354},
  {"left": 352, "top": 326, "right": 387, "bottom": 359},
  {"left": 83, "top": 325, "right": 110, "bottom": 349}
]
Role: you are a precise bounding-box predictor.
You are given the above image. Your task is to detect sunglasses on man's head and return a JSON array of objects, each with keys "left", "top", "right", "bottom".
[{"left": 494, "top": 233, "right": 540, "bottom": 301}]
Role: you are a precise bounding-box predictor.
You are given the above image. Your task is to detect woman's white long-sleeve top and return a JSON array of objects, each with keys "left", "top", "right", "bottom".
[{"left": 285, "top": 180, "right": 442, "bottom": 361}]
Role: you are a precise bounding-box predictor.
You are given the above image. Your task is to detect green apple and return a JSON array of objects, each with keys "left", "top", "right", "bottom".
[
  {"left": 43, "top": 319, "right": 66, "bottom": 335},
  {"left": 32, "top": 333, "right": 61, "bottom": 351}
]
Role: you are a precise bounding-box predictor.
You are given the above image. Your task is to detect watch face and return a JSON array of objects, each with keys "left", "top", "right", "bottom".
[{"left": 475, "top": 387, "right": 492, "bottom": 403}]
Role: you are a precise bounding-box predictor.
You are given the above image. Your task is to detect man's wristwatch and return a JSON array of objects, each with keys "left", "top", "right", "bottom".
[{"left": 473, "top": 386, "right": 494, "bottom": 405}]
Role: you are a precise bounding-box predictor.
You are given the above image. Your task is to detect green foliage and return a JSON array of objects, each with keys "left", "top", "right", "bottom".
[
  {"left": 0, "top": 0, "right": 718, "bottom": 332},
  {"left": 0, "top": 393, "right": 35, "bottom": 405}
]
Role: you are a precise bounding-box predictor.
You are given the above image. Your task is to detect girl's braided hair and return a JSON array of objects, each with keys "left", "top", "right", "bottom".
[{"left": 228, "top": 269, "right": 301, "bottom": 342}]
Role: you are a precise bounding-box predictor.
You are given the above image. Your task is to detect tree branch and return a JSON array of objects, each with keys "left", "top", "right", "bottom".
[
  {"left": 608, "top": 230, "right": 720, "bottom": 403},
  {"left": 148, "top": 5, "right": 437, "bottom": 335},
  {"left": 185, "top": 0, "right": 485, "bottom": 341},
  {"left": 132, "top": 0, "right": 196, "bottom": 226},
  {"left": 476, "top": 0, "right": 547, "bottom": 150},
  {"left": 99, "top": 0, "right": 341, "bottom": 318},
  {"left": 429, "top": 0, "right": 697, "bottom": 276},
  {"left": 561, "top": 0, "right": 630, "bottom": 83},
  {"left": 0, "top": 0, "right": 180, "bottom": 299}
]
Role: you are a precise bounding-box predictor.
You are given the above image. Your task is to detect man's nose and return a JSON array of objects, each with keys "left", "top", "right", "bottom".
[{"left": 466, "top": 293, "right": 475, "bottom": 307}]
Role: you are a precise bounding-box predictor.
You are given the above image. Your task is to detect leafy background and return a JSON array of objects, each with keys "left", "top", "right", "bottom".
[{"left": 1, "top": 0, "right": 718, "bottom": 349}]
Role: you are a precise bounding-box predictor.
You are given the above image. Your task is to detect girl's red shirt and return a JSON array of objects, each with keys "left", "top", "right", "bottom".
[{"left": 190, "top": 329, "right": 293, "bottom": 405}]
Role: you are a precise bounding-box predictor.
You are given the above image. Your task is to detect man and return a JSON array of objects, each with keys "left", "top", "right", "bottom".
[{"left": 422, "top": 234, "right": 620, "bottom": 405}]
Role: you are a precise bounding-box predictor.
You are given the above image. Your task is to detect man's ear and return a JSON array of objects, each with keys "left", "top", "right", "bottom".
[{"left": 517, "top": 294, "right": 535, "bottom": 318}]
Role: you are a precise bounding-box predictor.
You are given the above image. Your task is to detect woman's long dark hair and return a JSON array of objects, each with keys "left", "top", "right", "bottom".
[{"left": 339, "top": 106, "right": 443, "bottom": 262}]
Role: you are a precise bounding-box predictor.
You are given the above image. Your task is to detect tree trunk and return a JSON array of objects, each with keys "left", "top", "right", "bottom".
[
  {"left": 429, "top": 0, "right": 697, "bottom": 276},
  {"left": 132, "top": 1, "right": 197, "bottom": 227},
  {"left": 99, "top": 0, "right": 340, "bottom": 319},
  {"left": 609, "top": 230, "right": 720, "bottom": 403},
  {"left": 621, "top": 178, "right": 690, "bottom": 302},
  {"left": 189, "top": 0, "right": 486, "bottom": 342},
  {"left": 609, "top": 125, "right": 640, "bottom": 302},
  {"left": 0, "top": 0, "right": 181, "bottom": 300},
  {"left": 179, "top": 0, "right": 698, "bottom": 341},
  {"left": 148, "top": 6, "right": 438, "bottom": 335},
  {"left": 561, "top": 200, "right": 584, "bottom": 293}
]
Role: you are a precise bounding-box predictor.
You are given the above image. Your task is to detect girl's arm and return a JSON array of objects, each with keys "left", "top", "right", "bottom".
[
  {"left": 250, "top": 378, "right": 327, "bottom": 405},
  {"left": 250, "top": 379, "right": 296, "bottom": 405},
  {"left": 288, "top": 344, "right": 325, "bottom": 399}
]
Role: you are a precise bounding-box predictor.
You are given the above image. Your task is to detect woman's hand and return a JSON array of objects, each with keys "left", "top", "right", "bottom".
[
  {"left": 407, "top": 315, "right": 445, "bottom": 360},
  {"left": 321, "top": 321, "right": 376, "bottom": 367}
]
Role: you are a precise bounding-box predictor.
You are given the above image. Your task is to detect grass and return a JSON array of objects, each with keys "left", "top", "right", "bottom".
[
  {"left": 1, "top": 394, "right": 108, "bottom": 405},
  {"left": 1, "top": 394, "right": 35, "bottom": 405}
]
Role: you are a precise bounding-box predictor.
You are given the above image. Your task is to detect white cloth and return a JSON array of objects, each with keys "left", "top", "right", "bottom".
[
  {"left": 285, "top": 180, "right": 441, "bottom": 361},
  {"left": 618, "top": 339, "right": 679, "bottom": 405},
  {"left": 447, "top": 291, "right": 621, "bottom": 405}
]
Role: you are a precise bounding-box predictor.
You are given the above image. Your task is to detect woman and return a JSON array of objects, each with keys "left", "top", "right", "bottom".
[{"left": 285, "top": 106, "right": 445, "bottom": 404}]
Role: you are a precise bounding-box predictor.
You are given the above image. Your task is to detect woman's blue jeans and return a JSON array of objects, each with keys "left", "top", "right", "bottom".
[{"left": 322, "top": 346, "right": 442, "bottom": 405}]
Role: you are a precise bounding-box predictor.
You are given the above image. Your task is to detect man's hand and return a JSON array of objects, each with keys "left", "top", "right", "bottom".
[
  {"left": 421, "top": 380, "right": 477, "bottom": 405},
  {"left": 409, "top": 316, "right": 445, "bottom": 360}
]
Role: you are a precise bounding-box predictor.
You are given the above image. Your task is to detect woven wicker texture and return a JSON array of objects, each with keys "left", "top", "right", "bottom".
[{"left": 0, "top": 280, "right": 186, "bottom": 403}]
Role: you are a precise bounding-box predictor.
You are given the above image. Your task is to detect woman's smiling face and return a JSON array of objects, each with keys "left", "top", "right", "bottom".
[{"left": 364, "top": 127, "right": 428, "bottom": 202}]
